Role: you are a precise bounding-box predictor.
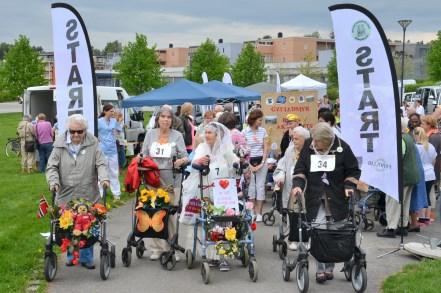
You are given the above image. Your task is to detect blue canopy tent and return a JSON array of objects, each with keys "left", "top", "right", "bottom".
[
  {"left": 202, "top": 80, "right": 261, "bottom": 125},
  {"left": 201, "top": 80, "right": 261, "bottom": 102},
  {"left": 121, "top": 79, "right": 228, "bottom": 108}
]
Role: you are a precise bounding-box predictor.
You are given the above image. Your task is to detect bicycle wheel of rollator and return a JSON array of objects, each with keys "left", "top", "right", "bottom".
[
  {"left": 160, "top": 252, "right": 176, "bottom": 271},
  {"left": 100, "top": 250, "right": 111, "bottom": 281},
  {"left": 121, "top": 247, "right": 132, "bottom": 267},
  {"left": 5, "top": 141, "right": 19, "bottom": 157},
  {"left": 282, "top": 257, "right": 291, "bottom": 281},
  {"left": 185, "top": 249, "right": 194, "bottom": 269},
  {"left": 241, "top": 245, "right": 250, "bottom": 267},
  {"left": 296, "top": 263, "right": 309, "bottom": 293},
  {"left": 263, "top": 213, "right": 275, "bottom": 226},
  {"left": 136, "top": 240, "right": 145, "bottom": 258},
  {"left": 279, "top": 241, "right": 287, "bottom": 260},
  {"left": 248, "top": 260, "right": 258, "bottom": 282},
  {"left": 110, "top": 244, "right": 116, "bottom": 268},
  {"left": 201, "top": 262, "right": 210, "bottom": 284},
  {"left": 272, "top": 235, "right": 278, "bottom": 252},
  {"left": 44, "top": 252, "right": 57, "bottom": 282},
  {"left": 351, "top": 265, "right": 367, "bottom": 293}
]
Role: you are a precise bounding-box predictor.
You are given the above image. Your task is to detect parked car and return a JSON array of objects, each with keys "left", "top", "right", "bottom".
[{"left": 404, "top": 92, "right": 416, "bottom": 107}]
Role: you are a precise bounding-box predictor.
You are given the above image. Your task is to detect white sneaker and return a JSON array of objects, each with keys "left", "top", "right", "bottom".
[
  {"left": 288, "top": 242, "right": 298, "bottom": 251},
  {"left": 175, "top": 254, "right": 181, "bottom": 262},
  {"left": 255, "top": 214, "right": 263, "bottom": 222},
  {"left": 150, "top": 251, "right": 161, "bottom": 261}
]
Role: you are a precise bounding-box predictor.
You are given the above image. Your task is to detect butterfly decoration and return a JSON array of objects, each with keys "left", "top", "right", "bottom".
[{"left": 136, "top": 209, "right": 167, "bottom": 233}]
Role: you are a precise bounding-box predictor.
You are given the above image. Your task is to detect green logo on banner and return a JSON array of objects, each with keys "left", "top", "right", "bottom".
[{"left": 352, "top": 20, "right": 371, "bottom": 40}]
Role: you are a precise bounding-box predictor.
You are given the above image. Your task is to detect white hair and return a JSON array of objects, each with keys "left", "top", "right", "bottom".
[
  {"left": 67, "top": 114, "right": 88, "bottom": 129},
  {"left": 292, "top": 126, "right": 310, "bottom": 140},
  {"left": 311, "top": 122, "right": 334, "bottom": 145}
]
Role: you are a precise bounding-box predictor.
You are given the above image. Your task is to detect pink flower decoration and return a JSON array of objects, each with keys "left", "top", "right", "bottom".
[{"left": 225, "top": 208, "right": 236, "bottom": 216}]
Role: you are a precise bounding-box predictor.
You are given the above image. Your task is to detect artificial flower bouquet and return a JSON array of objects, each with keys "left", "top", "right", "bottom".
[
  {"left": 57, "top": 199, "right": 108, "bottom": 265},
  {"left": 136, "top": 188, "right": 170, "bottom": 210}
]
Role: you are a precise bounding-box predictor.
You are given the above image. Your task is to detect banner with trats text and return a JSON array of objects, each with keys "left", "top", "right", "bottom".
[
  {"left": 330, "top": 4, "right": 402, "bottom": 201},
  {"left": 51, "top": 3, "right": 97, "bottom": 135}
]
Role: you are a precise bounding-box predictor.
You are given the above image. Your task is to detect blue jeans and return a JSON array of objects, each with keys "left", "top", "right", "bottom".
[
  {"left": 117, "top": 145, "right": 126, "bottom": 169},
  {"left": 67, "top": 246, "right": 94, "bottom": 265},
  {"left": 38, "top": 143, "right": 53, "bottom": 172}
]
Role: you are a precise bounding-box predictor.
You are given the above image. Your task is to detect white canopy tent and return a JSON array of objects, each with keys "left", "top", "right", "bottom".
[{"left": 281, "top": 74, "right": 327, "bottom": 100}]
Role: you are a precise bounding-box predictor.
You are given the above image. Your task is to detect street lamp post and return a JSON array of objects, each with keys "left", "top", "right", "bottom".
[{"left": 398, "top": 19, "right": 412, "bottom": 104}]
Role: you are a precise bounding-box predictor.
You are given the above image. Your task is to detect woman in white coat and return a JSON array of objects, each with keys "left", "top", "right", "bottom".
[
  {"left": 181, "top": 122, "right": 239, "bottom": 271},
  {"left": 273, "top": 126, "right": 310, "bottom": 250}
]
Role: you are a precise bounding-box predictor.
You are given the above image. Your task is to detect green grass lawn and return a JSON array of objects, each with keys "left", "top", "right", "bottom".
[
  {"left": 0, "top": 112, "right": 131, "bottom": 292},
  {"left": 382, "top": 259, "right": 441, "bottom": 293}
]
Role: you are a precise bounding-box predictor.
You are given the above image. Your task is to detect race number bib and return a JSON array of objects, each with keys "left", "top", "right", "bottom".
[
  {"left": 150, "top": 142, "right": 172, "bottom": 158},
  {"left": 210, "top": 162, "right": 229, "bottom": 180},
  {"left": 310, "top": 155, "right": 336, "bottom": 172}
]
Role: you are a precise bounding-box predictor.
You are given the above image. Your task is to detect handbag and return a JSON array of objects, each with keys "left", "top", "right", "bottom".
[
  {"left": 24, "top": 123, "right": 36, "bottom": 152},
  {"left": 249, "top": 156, "right": 263, "bottom": 167}
]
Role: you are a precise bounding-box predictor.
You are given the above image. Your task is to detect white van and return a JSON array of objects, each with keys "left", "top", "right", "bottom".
[
  {"left": 415, "top": 86, "right": 441, "bottom": 113},
  {"left": 22, "top": 85, "right": 145, "bottom": 142}
]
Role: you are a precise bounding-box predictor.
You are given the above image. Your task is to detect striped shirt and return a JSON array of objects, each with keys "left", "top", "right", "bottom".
[{"left": 243, "top": 127, "right": 267, "bottom": 157}]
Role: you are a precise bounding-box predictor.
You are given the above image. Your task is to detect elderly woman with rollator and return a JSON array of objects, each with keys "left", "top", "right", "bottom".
[
  {"left": 291, "top": 122, "right": 361, "bottom": 284},
  {"left": 46, "top": 114, "right": 110, "bottom": 269}
]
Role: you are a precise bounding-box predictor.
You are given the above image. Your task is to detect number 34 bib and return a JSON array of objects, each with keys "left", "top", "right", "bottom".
[{"left": 310, "top": 155, "right": 336, "bottom": 172}]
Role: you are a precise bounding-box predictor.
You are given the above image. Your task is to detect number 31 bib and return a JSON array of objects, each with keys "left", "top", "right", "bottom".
[{"left": 150, "top": 142, "right": 172, "bottom": 158}]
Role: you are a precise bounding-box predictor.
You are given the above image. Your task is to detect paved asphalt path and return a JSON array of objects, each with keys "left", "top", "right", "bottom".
[
  {"left": 0, "top": 101, "right": 22, "bottom": 113},
  {"left": 47, "top": 198, "right": 441, "bottom": 293}
]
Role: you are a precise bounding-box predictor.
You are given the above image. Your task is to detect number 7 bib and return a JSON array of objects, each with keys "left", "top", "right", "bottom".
[{"left": 310, "top": 155, "right": 336, "bottom": 172}]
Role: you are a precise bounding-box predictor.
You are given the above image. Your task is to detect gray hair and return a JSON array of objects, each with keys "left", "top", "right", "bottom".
[
  {"left": 311, "top": 122, "right": 334, "bottom": 146},
  {"left": 22, "top": 115, "right": 31, "bottom": 121},
  {"left": 292, "top": 126, "right": 310, "bottom": 139},
  {"left": 158, "top": 105, "right": 174, "bottom": 118},
  {"left": 67, "top": 114, "right": 88, "bottom": 129}
]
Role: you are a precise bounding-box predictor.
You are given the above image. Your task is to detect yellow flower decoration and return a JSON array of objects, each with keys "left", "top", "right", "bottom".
[
  {"left": 163, "top": 193, "right": 170, "bottom": 204},
  {"left": 59, "top": 210, "right": 74, "bottom": 229},
  {"left": 150, "top": 194, "right": 157, "bottom": 208},
  {"left": 139, "top": 189, "right": 148, "bottom": 203},
  {"left": 225, "top": 227, "right": 237, "bottom": 241},
  {"left": 218, "top": 248, "right": 226, "bottom": 255},
  {"left": 157, "top": 188, "right": 168, "bottom": 198}
]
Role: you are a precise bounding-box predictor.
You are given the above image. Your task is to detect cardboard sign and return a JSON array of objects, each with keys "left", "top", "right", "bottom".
[
  {"left": 261, "top": 91, "right": 318, "bottom": 148},
  {"left": 213, "top": 178, "right": 239, "bottom": 211}
]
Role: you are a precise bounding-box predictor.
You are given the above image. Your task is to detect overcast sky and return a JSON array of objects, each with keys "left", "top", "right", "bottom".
[{"left": 0, "top": 0, "right": 439, "bottom": 50}]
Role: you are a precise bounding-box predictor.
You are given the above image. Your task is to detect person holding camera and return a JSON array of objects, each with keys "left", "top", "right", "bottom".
[{"left": 291, "top": 122, "right": 360, "bottom": 284}]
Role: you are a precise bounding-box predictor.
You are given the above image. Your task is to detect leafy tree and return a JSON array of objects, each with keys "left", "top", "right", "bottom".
[
  {"left": 297, "top": 52, "right": 321, "bottom": 79},
  {"left": 0, "top": 42, "right": 12, "bottom": 60},
  {"left": 92, "top": 46, "right": 103, "bottom": 56},
  {"left": 427, "top": 30, "right": 441, "bottom": 81},
  {"left": 103, "top": 40, "right": 123, "bottom": 55},
  {"left": 232, "top": 43, "right": 266, "bottom": 87},
  {"left": 185, "top": 39, "right": 230, "bottom": 83},
  {"left": 327, "top": 50, "right": 338, "bottom": 88},
  {"left": 114, "top": 34, "right": 163, "bottom": 95},
  {"left": 0, "top": 35, "right": 45, "bottom": 98}
]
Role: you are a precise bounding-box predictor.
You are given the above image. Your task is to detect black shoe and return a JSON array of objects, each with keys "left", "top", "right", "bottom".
[
  {"left": 377, "top": 229, "right": 396, "bottom": 238},
  {"left": 408, "top": 226, "right": 420, "bottom": 232},
  {"left": 81, "top": 262, "right": 96, "bottom": 270},
  {"left": 396, "top": 227, "right": 408, "bottom": 236},
  {"left": 65, "top": 261, "right": 74, "bottom": 267}
]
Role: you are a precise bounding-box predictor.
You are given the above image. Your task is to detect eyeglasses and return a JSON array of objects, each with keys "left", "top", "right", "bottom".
[{"left": 69, "top": 129, "right": 85, "bottom": 134}]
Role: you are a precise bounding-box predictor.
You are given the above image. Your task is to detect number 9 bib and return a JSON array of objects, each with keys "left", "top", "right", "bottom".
[
  {"left": 310, "top": 155, "right": 336, "bottom": 172},
  {"left": 150, "top": 142, "right": 172, "bottom": 158}
]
